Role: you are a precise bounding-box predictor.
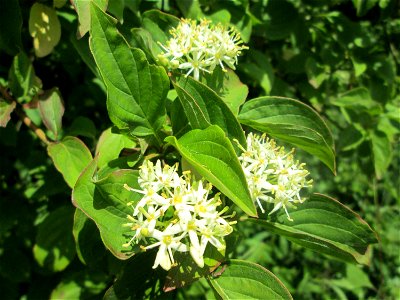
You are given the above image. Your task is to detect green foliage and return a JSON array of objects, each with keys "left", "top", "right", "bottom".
[
  {"left": 249, "top": 194, "right": 377, "bottom": 265},
  {"left": 239, "top": 96, "right": 336, "bottom": 172},
  {"left": 0, "top": 0, "right": 398, "bottom": 299},
  {"left": 209, "top": 260, "right": 293, "bottom": 299},
  {"left": 165, "top": 125, "right": 256, "bottom": 217}
]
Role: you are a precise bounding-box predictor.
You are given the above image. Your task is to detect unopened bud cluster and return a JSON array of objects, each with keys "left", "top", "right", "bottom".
[
  {"left": 123, "top": 160, "right": 235, "bottom": 271},
  {"left": 158, "top": 18, "right": 248, "bottom": 80},
  {"left": 236, "top": 133, "right": 313, "bottom": 221}
]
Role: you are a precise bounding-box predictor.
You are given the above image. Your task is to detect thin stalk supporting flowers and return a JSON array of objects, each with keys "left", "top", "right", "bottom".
[
  {"left": 236, "top": 133, "right": 313, "bottom": 221},
  {"left": 158, "top": 18, "right": 248, "bottom": 80},
  {"left": 123, "top": 160, "right": 235, "bottom": 271}
]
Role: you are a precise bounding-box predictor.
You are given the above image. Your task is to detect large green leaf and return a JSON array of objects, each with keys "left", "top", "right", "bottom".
[
  {"left": 38, "top": 88, "right": 64, "bottom": 140},
  {"left": 248, "top": 194, "right": 378, "bottom": 265},
  {"left": 165, "top": 125, "right": 256, "bottom": 217},
  {"left": 47, "top": 136, "right": 93, "bottom": 189},
  {"left": 209, "top": 259, "right": 292, "bottom": 300},
  {"left": 72, "top": 159, "right": 142, "bottom": 259},
  {"left": 33, "top": 206, "right": 76, "bottom": 272},
  {"left": 173, "top": 76, "right": 246, "bottom": 148},
  {"left": 89, "top": 3, "right": 169, "bottom": 144},
  {"left": 239, "top": 96, "right": 336, "bottom": 173}
]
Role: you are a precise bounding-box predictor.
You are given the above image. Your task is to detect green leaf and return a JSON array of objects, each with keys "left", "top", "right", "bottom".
[
  {"left": 209, "top": 259, "right": 293, "bottom": 300},
  {"left": 107, "top": 0, "right": 125, "bottom": 22},
  {"left": 0, "top": 0, "right": 22, "bottom": 55},
  {"left": 33, "top": 206, "right": 76, "bottom": 272},
  {"left": 165, "top": 125, "right": 256, "bottom": 217},
  {"left": 239, "top": 49, "right": 274, "bottom": 95},
  {"left": 248, "top": 194, "right": 378, "bottom": 265},
  {"left": 8, "top": 52, "right": 42, "bottom": 103},
  {"left": 50, "top": 270, "right": 109, "bottom": 299},
  {"left": 176, "top": 0, "right": 204, "bottom": 19},
  {"left": 0, "top": 98, "right": 16, "bottom": 128},
  {"left": 370, "top": 130, "right": 392, "bottom": 179},
  {"left": 89, "top": 3, "right": 169, "bottom": 143},
  {"left": 239, "top": 96, "right": 336, "bottom": 173},
  {"left": 141, "top": 10, "right": 180, "bottom": 46},
  {"left": 202, "top": 68, "right": 248, "bottom": 115},
  {"left": 73, "top": 208, "right": 107, "bottom": 266},
  {"left": 38, "top": 88, "right": 64, "bottom": 140},
  {"left": 47, "top": 136, "right": 93, "bottom": 188},
  {"left": 67, "top": 116, "right": 97, "bottom": 139},
  {"left": 72, "top": 0, "right": 108, "bottom": 38},
  {"left": 173, "top": 76, "right": 247, "bottom": 148},
  {"left": 131, "top": 10, "right": 179, "bottom": 62},
  {"left": 70, "top": 33, "right": 99, "bottom": 77},
  {"left": 352, "top": 0, "right": 379, "bottom": 17},
  {"left": 72, "top": 160, "right": 142, "bottom": 259},
  {"left": 29, "top": 3, "right": 61, "bottom": 57},
  {"left": 164, "top": 246, "right": 224, "bottom": 292},
  {"left": 103, "top": 252, "right": 163, "bottom": 299},
  {"left": 95, "top": 127, "right": 136, "bottom": 168}
]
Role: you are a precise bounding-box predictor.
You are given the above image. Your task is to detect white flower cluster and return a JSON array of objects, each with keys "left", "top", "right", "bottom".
[
  {"left": 123, "top": 160, "right": 235, "bottom": 271},
  {"left": 236, "top": 133, "right": 313, "bottom": 221},
  {"left": 158, "top": 18, "right": 248, "bottom": 80}
]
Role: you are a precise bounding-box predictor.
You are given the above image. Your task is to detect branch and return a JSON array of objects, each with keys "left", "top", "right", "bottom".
[{"left": 0, "top": 85, "right": 50, "bottom": 145}]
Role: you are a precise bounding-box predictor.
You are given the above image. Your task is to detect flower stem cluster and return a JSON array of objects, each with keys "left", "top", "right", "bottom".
[
  {"left": 123, "top": 160, "right": 235, "bottom": 271},
  {"left": 236, "top": 133, "right": 313, "bottom": 221},
  {"left": 158, "top": 18, "right": 248, "bottom": 80}
]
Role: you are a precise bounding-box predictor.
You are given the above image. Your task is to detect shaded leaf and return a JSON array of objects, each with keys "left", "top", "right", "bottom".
[
  {"left": 202, "top": 68, "right": 248, "bottom": 115},
  {"left": 38, "top": 88, "right": 64, "bottom": 140},
  {"left": 67, "top": 116, "right": 97, "bottom": 139},
  {"left": 73, "top": 208, "right": 107, "bottom": 266},
  {"left": 29, "top": 3, "right": 61, "bottom": 57},
  {"left": 33, "top": 206, "right": 76, "bottom": 272},
  {"left": 50, "top": 270, "right": 109, "bottom": 299},
  {"left": 0, "top": 98, "right": 16, "bottom": 128},
  {"left": 370, "top": 130, "right": 392, "bottom": 179},
  {"left": 8, "top": 52, "right": 42, "bottom": 103}
]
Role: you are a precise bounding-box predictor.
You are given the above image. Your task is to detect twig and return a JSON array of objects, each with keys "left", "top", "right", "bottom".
[{"left": 0, "top": 85, "right": 50, "bottom": 145}]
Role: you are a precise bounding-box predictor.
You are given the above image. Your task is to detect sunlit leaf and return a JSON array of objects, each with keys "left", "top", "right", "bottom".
[{"left": 165, "top": 125, "right": 256, "bottom": 217}]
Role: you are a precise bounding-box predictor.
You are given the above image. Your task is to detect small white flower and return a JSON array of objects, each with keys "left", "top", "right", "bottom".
[
  {"left": 236, "top": 134, "right": 313, "bottom": 221},
  {"left": 145, "top": 226, "right": 188, "bottom": 271},
  {"left": 158, "top": 18, "right": 248, "bottom": 80},
  {"left": 123, "top": 159, "right": 235, "bottom": 270}
]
